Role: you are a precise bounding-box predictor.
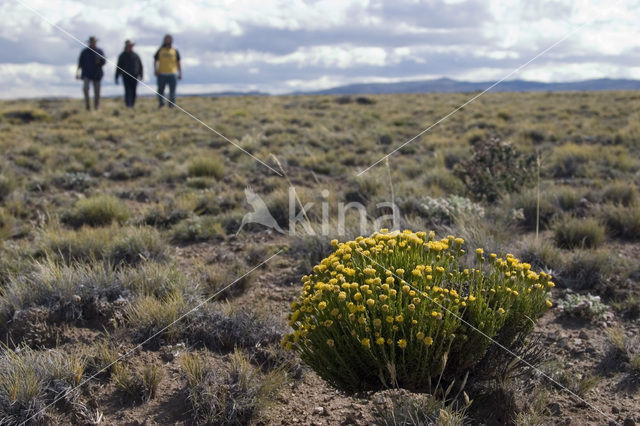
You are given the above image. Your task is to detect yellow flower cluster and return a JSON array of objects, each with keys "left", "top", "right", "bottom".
[{"left": 283, "top": 229, "right": 553, "bottom": 392}]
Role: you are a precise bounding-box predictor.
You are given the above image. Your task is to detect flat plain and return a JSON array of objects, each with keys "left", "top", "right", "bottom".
[{"left": 0, "top": 91, "right": 639, "bottom": 425}]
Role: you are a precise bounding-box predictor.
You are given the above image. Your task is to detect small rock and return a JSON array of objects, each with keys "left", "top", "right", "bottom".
[
  {"left": 612, "top": 407, "right": 620, "bottom": 414},
  {"left": 310, "top": 422, "right": 322, "bottom": 426},
  {"left": 623, "top": 418, "right": 636, "bottom": 426},
  {"left": 314, "top": 407, "right": 325, "bottom": 416},
  {"left": 548, "top": 402, "right": 562, "bottom": 416},
  {"left": 578, "top": 330, "right": 589, "bottom": 340}
]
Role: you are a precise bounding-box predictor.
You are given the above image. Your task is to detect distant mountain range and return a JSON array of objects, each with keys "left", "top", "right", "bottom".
[{"left": 299, "top": 77, "right": 640, "bottom": 95}]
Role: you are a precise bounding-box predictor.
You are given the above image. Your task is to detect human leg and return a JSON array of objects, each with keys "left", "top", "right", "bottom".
[
  {"left": 93, "top": 80, "right": 101, "bottom": 110},
  {"left": 131, "top": 79, "right": 138, "bottom": 107},
  {"left": 168, "top": 74, "right": 177, "bottom": 107},
  {"left": 82, "top": 78, "right": 90, "bottom": 110},
  {"left": 123, "top": 76, "right": 135, "bottom": 107},
  {"left": 157, "top": 75, "right": 167, "bottom": 107}
]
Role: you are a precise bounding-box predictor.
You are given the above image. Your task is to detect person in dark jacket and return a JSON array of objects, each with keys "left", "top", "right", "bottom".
[
  {"left": 76, "top": 36, "right": 105, "bottom": 110},
  {"left": 115, "top": 40, "right": 144, "bottom": 108}
]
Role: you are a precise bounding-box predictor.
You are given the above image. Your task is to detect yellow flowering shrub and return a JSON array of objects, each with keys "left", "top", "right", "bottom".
[{"left": 283, "top": 229, "right": 553, "bottom": 392}]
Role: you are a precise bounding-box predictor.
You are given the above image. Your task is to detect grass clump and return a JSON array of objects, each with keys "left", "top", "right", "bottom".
[
  {"left": 0, "top": 260, "right": 120, "bottom": 324},
  {"left": 171, "top": 216, "right": 225, "bottom": 244},
  {"left": 372, "top": 389, "right": 468, "bottom": 426},
  {"left": 605, "top": 328, "right": 640, "bottom": 378},
  {"left": 0, "top": 346, "right": 84, "bottom": 425},
  {"left": 518, "top": 239, "right": 562, "bottom": 273},
  {"left": 0, "top": 175, "right": 16, "bottom": 202},
  {"left": 111, "top": 363, "right": 164, "bottom": 404},
  {"left": 124, "top": 293, "right": 187, "bottom": 345},
  {"left": 601, "top": 204, "right": 640, "bottom": 240},
  {"left": 198, "top": 259, "right": 253, "bottom": 300},
  {"left": 188, "top": 156, "right": 225, "bottom": 179},
  {"left": 40, "top": 224, "right": 115, "bottom": 263},
  {"left": 601, "top": 181, "right": 638, "bottom": 206},
  {"left": 182, "top": 350, "right": 283, "bottom": 426},
  {"left": 0, "top": 208, "right": 16, "bottom": 241},
  {"left": 283, "top": 229, "right": 553, "bottom": 392},
  {"left": 108, "top": 226, "right": 168, "bottom": 265},
  {"left": 41, "top": 224, "right": 167, "bottom": 265},
  {"left": 62, "top": 195, "right": 130, "bottom": 228},
  {"left": 555, "top": 249, "right": 616, "bottom": 290},
  {"left": 552, "top": 215, "right": 605, "bottom": 249},
  {"left": 120, "top": 262, "right": 193, "bottom": 299},
  {"left": 510, "top": 190, "right": 556, "bottom": 231}
]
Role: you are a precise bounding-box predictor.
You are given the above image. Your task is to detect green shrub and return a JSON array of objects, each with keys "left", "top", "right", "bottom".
[
  {"left": 453, "top": 138, "right": 536, "bottom": 202},
  {"left": 188, "top": 157, "right": 225, "bottom": 179},
  {"left": 553, "top": 215, "right": 605, "bottom": 249},
  {"left": 62, "top": 195, "right": 130, "bottom": 228},
  {"left": 283, "top": 230, "right": 553, "bottom": 392},
  {"left": 601, "top": 204, "right": 640, "bottom": 240}
]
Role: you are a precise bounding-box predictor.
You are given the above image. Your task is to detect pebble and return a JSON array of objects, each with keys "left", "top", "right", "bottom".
[
  {"left": 314, "top": 407, "right": 325, "bottom": 416},
  {"left": 578, "top": 330, "right": 589, "bottom": 340},
  {"left": 623, "top": 419, "right": 636, "bottom": 426},
  {"left": 612, "top": 407, "right": 620, "bottom": 414}
]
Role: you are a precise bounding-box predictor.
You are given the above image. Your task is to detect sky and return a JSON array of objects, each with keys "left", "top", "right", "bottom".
[{"left": 1, "top": 0, "right": 640, "bottom": 99}]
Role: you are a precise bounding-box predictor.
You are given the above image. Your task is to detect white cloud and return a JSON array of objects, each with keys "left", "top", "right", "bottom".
[{"left": 1, "top": 0, "right": 640, "bottom": 98}]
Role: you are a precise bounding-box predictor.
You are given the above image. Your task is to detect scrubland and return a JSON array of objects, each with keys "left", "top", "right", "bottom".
[{"left": 0, "top": 90, "right": 639, "bottom": 425}]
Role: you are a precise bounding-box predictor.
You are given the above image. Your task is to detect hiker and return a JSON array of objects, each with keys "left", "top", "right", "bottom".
[
  {"left": 76, "top": 36, "right": 105, "bottom": 110},
  {"left": 115, "top": 40, "right": 144, "bottom": 108},
  {"left": 154, "top": 34, "right": 182, "bottom": 108}
]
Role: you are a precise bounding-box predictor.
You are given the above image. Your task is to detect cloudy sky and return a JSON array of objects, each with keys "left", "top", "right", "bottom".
[{"left": 1, "top": 0, "right": 639, "bottom": 99}]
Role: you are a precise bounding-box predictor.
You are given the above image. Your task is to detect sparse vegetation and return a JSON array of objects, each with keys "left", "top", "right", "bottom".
[
  {"left": 61, "top": 195, "right": 130, "bottom": 228},
  {"left": 0, "top": 91, "right": 637, "bottom": 424},
  {"left": 188, "top": 156, "right": 226, "bottom": 179},
  {"left": 553, "top": 215, "right": 606, "bottom": 249},
  {"left": 111, "top": 363, "right": 164, "bottom": 404},
  {"left": 182, "top": 350, "right": 284, "bottom": 425}
]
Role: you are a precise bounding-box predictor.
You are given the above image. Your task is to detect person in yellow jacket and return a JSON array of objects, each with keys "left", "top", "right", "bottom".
[{"left": 154, "top": 34, "right": 182, "bottom": 108}]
